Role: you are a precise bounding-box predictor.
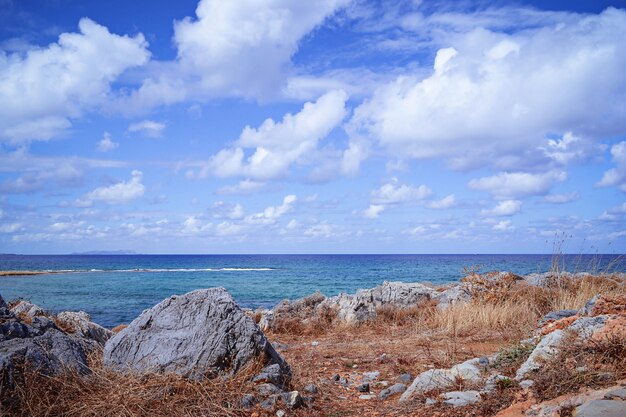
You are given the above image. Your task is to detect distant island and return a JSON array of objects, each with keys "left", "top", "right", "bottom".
[{"left": 70, "top": 250, "right": 138, "bottom": 255}]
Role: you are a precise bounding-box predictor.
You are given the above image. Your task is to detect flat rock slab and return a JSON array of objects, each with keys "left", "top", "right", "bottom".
[
  {"left": 103, "top": 288, "right": 290, "bottom": 382},
  {"left": 574, "top": 399, "right": 626, "bottom": 417},
  {"left": 441, "top": 390, "right": 481, "bottom": 407}
]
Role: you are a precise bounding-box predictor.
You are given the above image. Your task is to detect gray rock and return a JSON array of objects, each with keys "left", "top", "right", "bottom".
[
  {"left": 276, "top": 410, "right": 285, "bottom": 417},
  {"left": 0, "top": 326, "right": 90, "bottom": 388},
  {"left": 604, "top": 388, "right": 626, "bottom": 401},
  {"left": 519, "top": 379, "right": 534, "bottom": 389},
  {"left": 397, "top": 373, "right": 412, "bottom": 384},
  {"left": 425, "top": 398, "right": 437, "bottom": 405},
  {"left": 103, "top": 288, "right": 291, "bottom": 384},
  {"left": 450, "top": 358, "right": 483, "bottom": 382},
  {"left": 357, "top": 383, "right": 370, "bottom": 393},
  {"left": 9, "top": 300, "right": 45, "bottom": 318},
  {"left": 318, "top": 281, "right": 435, "bottom": 324},
  {"left": 331, "top": 373, "right": 340, "bottom": 381},
  {"left": 515, "top": 330, "right": 565, "bottom": 380},
  {"left": 569, "top": 316, "right": 608, "bottom": 340},
  {"left": 256, "top": 383, "right": 283, "bottom": 396},
  {"left": 441, "top": 390, "right": 481, "bottom": 407},
  {"left": 379, "top": 383, "right": 406, "bottom": 400},
  {"left": 241, "top": 394, "right": 257, "bottom": 409},
  {"left": 339, "top": 377, "right": 349, "bottom": 386},
  {"left": 0, "top": 293, "right": 10, "bottom": 317},
  {"left": 580, "top": 295, "right": 601, "bottom": 316},
  {"left": 361, "top": 371, "right": 381, "bottom": 383},
  {"left": 399, "top": 369, "right": 456, "bottom": 402},
  {"left": 303, "top": 384, "right": 318, "bottom": 394},
  {"left": 253, "top": 363, "right": 287, "bottom": 385},
  {"left": 482, "top": 375, "right": 512, "bottom": 393},
  {"left": 435, "top": 285, "right": 472, "bottom": 308},
  {"left": 538, "top": 309, "right": 579, "bottom": 326},
  {"left": 574, "top": 399, "right": 626, "bottom": 417},
  {"left": 359, "top": 394, "right": 376, "bottom": 400},
  {"left": 260, "top": 395, "right": 280, "bottom": 409},
  {"left": 55, "top": 311, "right": 113, "bottom": 346},
  {"left": 281, "top": 391, "right": 303, "bottom": 408}
]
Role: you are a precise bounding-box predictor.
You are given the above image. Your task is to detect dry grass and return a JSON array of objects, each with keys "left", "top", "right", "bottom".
[{"left": 2, "top": 352, "right": 259, "bottom": 417}]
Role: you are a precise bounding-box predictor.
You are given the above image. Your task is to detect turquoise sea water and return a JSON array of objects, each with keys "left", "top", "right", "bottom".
[{"left": 0, "top": 254, "right": 623, "bottom": 328}]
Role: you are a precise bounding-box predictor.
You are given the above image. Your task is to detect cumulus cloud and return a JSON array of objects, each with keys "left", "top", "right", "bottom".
[
  {"left": 0, "top": 222, "right": 23, "bottom": 234},
  {"left": 204, "top": 90, "right": 348, "bottom": 180},
  {"left": 599, "top": 202, "right": 626, "bottom": 221},
  {"left": 349, "top": 8, "right": 626, "bottom": 170},
  {"left": 125, "top": 0, "right": 350, "bottom": 107},
  {"left": 481, "top": 200, "right": 522, "bottom": 217},
  {"left": 85, "top": 170, "right": 145, "bottom": 204},
  {"left": 597, "top": 141, "right": 626, "bottom": 191},
  {"left": 427, "top": 194, "right": 456, "bottom": 209},
  {"left": 128, "top": 120, "right": 166, "bottom": 137},
  {"left": 245, "top": 195, "right": 297, "bottom": 224},
  {"left": 544, "top": 192, "right": 579, "bottom": 204},
  {"left": 0, "top": 18, "right": 149, "bottom": 143},
  {"left": 469, "top": 171, "right": 566, "bottom": 199},
  {"left": 97, "top": 132, "right": 119, "bottom": 152},
  {"left": 216, "top": 180, "right": 267, "bottom": 195},
  {"left": 363, "top": 204, "right": 385, "bottom": 219},
  {"left": 371, "top": 179, "right": 432, "bottom": 205},
  {"left": 493, "top": 220, "right": 514, "bottom": 231}
]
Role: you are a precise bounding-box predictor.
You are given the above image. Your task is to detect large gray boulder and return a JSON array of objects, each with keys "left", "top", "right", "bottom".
[
  {"left": 55, "top": 311, "right": 113, "bottom": 346},
  {"left": 103, "top": 288, "right": 291, "bottom": 384},
  {"left": 318, "top": 281, "right": 436, "bottom": 324},
  {"left": 0, "top": 292, "right": 90, "bottom": 389}
]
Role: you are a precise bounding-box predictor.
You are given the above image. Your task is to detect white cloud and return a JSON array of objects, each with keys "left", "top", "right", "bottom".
[
  {"left": 125, "top": 0, "right": 350, "bottom": 107},
  {"left": 245, "top": 195, "right": 297, "bottom": 224},
  {"left": 599, "top": 202, "right": 626, "bottom": 221},
  {"left": 597, "top": 141, "right": 626, "bottom": 191},
  {"left": 206, "top": 90, "right": 348, "bottom": 180},
  {"left": 304, "top": 222, "right": 335, "bottom": 238},
  {"left": 0, "top": 222, "right": 23, "bottom": 234},
  {"left": 216, "top": 180, "right": 267, "bottom": 195},
  {"left": 180, "top": 216, "right": 212, "bottom": 235},
  {"left": 85, "top": 170, "right": 145, "bottom": 204},
  {"left": 481, "top": 200, "right": 522, "bottom": 217},
  {"left": 427, "top": 194, "right": 456, "bottom": 209},
  {"left": 0, "top": 18, "right": 149, "bottom": 143},
  {"left": 469, "top": 171, "right": 566, "bottom": 199},
  {"left": 128, "top": 120, "right": 166, "bottom": 137},
  {"left": 493, "top": 220, "right": 514, "bottom": 231},
  {"left": 371, "top": 179, "right": 432, "bottom": 205},
  {"left": 97, "top": 132, "right": 119, "bottom": 152},
  {"left": 544, "top": 192, "right": 579, "bottom": 204},
  {"left": 349, "top": 9, "right": 626, "bottom": 170},
  {"left": 540, "top": 132, "right": 604, "bottom": 166},
  {"left": 363, "top": 204, "right": 385, "bottom": 219}
]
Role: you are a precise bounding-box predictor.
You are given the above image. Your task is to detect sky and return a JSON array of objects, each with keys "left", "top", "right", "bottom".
[{"left": 1, "top": 0, "right": 626, "bottom": 254}]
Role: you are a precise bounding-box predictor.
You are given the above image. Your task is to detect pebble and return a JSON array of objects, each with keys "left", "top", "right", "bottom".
[
  {"left": 359, "top": 394, "right": 376, "bottom": 400},
  {"left": 331, "top": 374, "right": 340, "bottom": 381},
  {"left": 276, "top": 411, "right": 285, "bottom": 417},
  {"left": 357, "top": 383, "right": 370, "bottom": 393},
  {"left": 379, "top": 383, "right": 406, "bottom": 400},
  {"left": 397, "top": 373, "right": 412, "bottom": 384},
  {"left": 303, "top": 384, "right": 318, "bottom": 394},
  {"left": 311, "top": 341, "right": 319, "bottom": 346}
]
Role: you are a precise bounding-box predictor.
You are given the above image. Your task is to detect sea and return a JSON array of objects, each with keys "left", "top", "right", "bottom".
[{"left": 0, "top": 254, "right": 623, "bottom": 328}]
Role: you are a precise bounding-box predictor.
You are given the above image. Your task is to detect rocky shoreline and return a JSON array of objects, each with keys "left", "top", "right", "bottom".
[{"left": 1, "top": 270, "right": 625, "bottom": 416}]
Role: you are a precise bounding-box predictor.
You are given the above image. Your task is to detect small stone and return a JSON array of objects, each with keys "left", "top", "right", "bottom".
[
  {"left": 241, "top": 394, "right": 257, "bottom": 409},
  {"left": 519, "top": 379, "right": 534, "bottom": 389},
  {"left": 303, "top": 384, "right": 318, "bottom": 394},
  {"left": 397, "top": 373, "right": 412, "bottom": 384},
  {"left": 256, "top": 383, "right": 283, "bottom": 396},
  {"left": 276, "top": 410, "right": 285, "bottom": 417},
  {"left": 357, "top": 383, "right": 370, "bottom": 393},
  {"left": 379, "top": 383, "right": 406, "bottom": 400},
  {"left": 604, "top": 388, "right": 626, "bottom": 401},
  {"left": 441, "top": 390, "right": 481, "bottom": 407},
  {"left": 281, "top": 391, "right": 304, "bottom": 409},
  {"left": 575, "top": 399, "right": 626, "bottom": 417},
  {"left": 260, "top": 395, "right": 280, "bottom": 409},
  {"left": 425, "top": 398, "right": 437, "bottom": 405},
  {"left": 359, "top": 394, "right": 376, "bottom": 400},
  {"left": 361, "top": 371, "right": 381, "bottom": 383},
  {"left": 331, "top": 373, "right": 340, "bottom": 381},
  {"left": 311, "top": 341, "right": 319, "bottom": 346},
  {"left": 339, "top": 377, "right": 349, "bottom": 386}
]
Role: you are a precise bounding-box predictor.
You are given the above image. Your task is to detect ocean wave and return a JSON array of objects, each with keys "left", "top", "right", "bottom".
[{"left": 49, "top": 267, "right": 276, "bottom": 273}]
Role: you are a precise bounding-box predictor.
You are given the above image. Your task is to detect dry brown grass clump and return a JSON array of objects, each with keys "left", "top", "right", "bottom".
[
  {"left": 530, "top": 332, "right": 626, "bottom": 402},
  {"left": 2, "top": 352, "right": 258, "bottom": 417}
]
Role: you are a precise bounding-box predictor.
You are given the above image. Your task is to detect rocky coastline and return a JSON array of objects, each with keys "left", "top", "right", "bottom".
[{"left": 1, "top": 270, "right": 625, "bottom": 416}]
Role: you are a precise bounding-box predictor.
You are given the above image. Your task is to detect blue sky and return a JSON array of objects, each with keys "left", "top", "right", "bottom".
[{"left": 1, "top": 0, "right": 626, "bottom": 254}]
